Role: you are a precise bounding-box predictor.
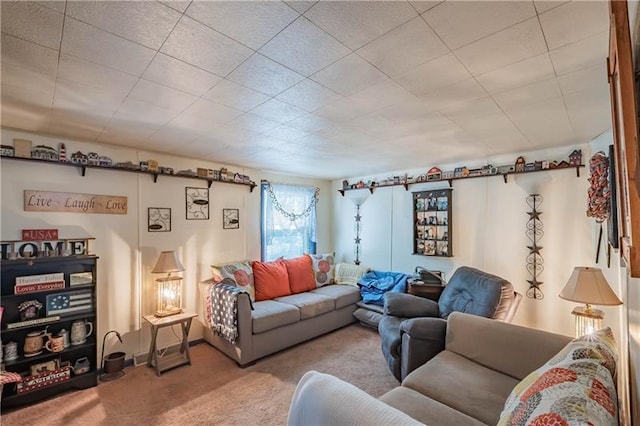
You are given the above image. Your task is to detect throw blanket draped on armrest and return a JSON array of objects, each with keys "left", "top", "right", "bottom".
[
  {"left": 206, "top": 283, "right": 253, "bottom": 344},
  {"left": 358, "top": 270, "right": 409, "bottom": 306}
]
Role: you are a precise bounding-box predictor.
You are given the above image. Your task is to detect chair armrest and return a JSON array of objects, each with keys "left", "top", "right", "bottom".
[
  {"left": 400, "top": 317, "right": 447, "bottom": 380},
  {"left": 384, "top": 292, "right": 439, "bottom": 318},
  {"left": 287, "top": 371, "right": 424, "bottom": 426}
]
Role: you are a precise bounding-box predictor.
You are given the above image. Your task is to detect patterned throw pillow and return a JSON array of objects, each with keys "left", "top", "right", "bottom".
[
  {"left": 334, "top": 263, "right": 370, "bottom": 286},
  {"left": 309, "top": 253, "right": 335, "bottom": 287},
  {"left": 211, "top": 260, "right": 255, "bottom": 301},
  {"left": 498, "top": 328, "right": 618, "bottom": 426}
]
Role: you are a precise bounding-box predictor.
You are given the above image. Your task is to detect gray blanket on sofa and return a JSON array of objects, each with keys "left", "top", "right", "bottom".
[{"left": 208, "top": 283, "right": 252, "bottom": 344}]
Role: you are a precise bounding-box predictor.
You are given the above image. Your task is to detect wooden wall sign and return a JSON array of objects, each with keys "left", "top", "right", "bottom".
[{"left": 24, "top": 190, "right": 127, "bottom": 215}]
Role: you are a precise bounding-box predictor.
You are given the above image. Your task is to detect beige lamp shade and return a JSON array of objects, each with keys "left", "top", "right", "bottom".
[
  {"left": 559, "top": 267, "right": 622, "bottom": 306},
  {"left": 152, "top": 251, "right": 184, "bottom": 274}
]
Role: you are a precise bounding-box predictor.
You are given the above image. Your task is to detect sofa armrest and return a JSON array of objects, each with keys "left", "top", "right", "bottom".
[
  {"left": 384, "top": 292, "right": 439, "bottom": 318},
  {"left": 287, "top": 371, "right": 424, "bottom": 426},
  {"left": 400, "top": 317, "right": 447, "bottom": 379}
]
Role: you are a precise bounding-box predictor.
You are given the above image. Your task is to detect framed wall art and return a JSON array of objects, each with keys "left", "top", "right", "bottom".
[
  {"left": 223, "top": 209, "right": 239, "bottom": 229},
  {"left": 185, "top": 187, "right": 209, "bottom": 220},
  {"left": 413, "top": 189, "right": 452, "bottom": 257},
  {"left": 148, "top": 207, "right": 171, "bottom": 232}
]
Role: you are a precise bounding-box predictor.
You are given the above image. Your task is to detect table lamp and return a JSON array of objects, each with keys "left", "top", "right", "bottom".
[
  {"left": 559, "top": 267, "right": 622, "bottom": 337},
  {"left": 152, "top": 251, "right": 185, "bottom": 317}
]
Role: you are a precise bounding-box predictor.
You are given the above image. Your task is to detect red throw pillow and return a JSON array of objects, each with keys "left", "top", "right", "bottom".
[
  {"left": 253, "top": 259, "right": 291, "bottom": 301},
  {"left": 284, "top": 255, "right": 316, "bottom": 294}
]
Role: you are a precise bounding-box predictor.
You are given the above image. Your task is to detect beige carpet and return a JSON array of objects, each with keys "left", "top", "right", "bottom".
[{"left": 1, "top": 324, "right": 398, "bottom": 425}]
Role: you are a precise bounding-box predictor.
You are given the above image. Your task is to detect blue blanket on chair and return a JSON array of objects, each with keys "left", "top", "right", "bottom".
[{"left": 358, "top": 270, "right": 409, "bottom": 306}]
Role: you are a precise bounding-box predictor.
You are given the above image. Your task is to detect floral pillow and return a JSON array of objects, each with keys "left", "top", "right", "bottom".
[
  {"left": 211, "top": 260, "right": 255, "bottom": 301},
  {"left": 498, "top": 328, "right": 618, "bottom": 426},
  {"left": 309, "top": 253, "right": 335, "bottom": 287}
]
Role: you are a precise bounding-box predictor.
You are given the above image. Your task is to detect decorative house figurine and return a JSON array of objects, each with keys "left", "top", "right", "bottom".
[
  {"left": 58, "top": 143, "right": 67, "bottom": 162},
  {"left": 176, "top": 169, "right": 197, "bottom": 176},
  {"left": 158, "top": 166, "right": 174, "bottom": 175},
  {"left": 87, "top": 152, "right": 100, "bottom": 165},
  {"left": 524, "top": 162, "right": 536, "bottom": 172},
  {"left": 71, "top": 151, "right": 88, "bottom": 165},
  {"left": 98, "top": 156, "right": 112, "bottom": 167},
  {"left": 234, "top": 172, "right": 243, "bottom": 183},
  {"left": 441, "top": 170, "right": 455, "bottom": 179},
  {"left": 32, "top": 145, "right": 58, "bottom": 161},
  {"left": 427, "top": 167, "right": 442, "bottom": 181},
  {"left": 342, "top": 180, "right": 349, "bottom": 189},
  {"left": 497, "top": 164, "right": 516, "bottom": 174},
  {"left": 139, "top": 161, "right": 149, "bottom": 171},
  {"left": 115, "top": 161, "right": 139, "bottom": 170},
  {"left": 515, "top": 156, "right": 526, "bottom": 172},
  {"left": 1, "top": 145, "right": 15, "bottom": 156},
  {"left": 534, "top": 161, "right": 543, "bottom": 170},
  {"left": 219, "top": 168, "right": 229, "bottom": 181},
  {"left": 453, "top": 167, "right": 464, "bottom": 178},
  {"left": 542, "top": 160, "right": 550, "bottom": 169},
  {"left": 568, "top": 149, "right": 583, "bottom": 166},
  {"left": 548, "top": 161, "right": 558, "bottom": 169},
  {"left": 14, "top": 138, "right": 32, "bottom": 158},
  {"left": 557, "top": 160, "right": 570, "bottom": 168}
]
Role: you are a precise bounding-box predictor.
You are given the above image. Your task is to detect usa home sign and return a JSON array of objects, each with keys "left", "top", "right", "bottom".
[{"left": 24, "top": 190, "right": 127, "bottom": 215}]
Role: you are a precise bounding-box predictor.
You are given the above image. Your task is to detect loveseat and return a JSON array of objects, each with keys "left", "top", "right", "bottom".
[
  {"left": 288, "top": 312, "right": 619, "bottom": 425},
  {"left": 201, "top": 255, "right": 362, "bottom": 366}
]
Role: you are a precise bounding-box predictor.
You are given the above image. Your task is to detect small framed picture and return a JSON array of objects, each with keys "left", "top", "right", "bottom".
[
  {"left": 148, "top": 207, "right": 171, "bottom": 232},
  {"left": 70, "top": 271, "right": 94, "bottom": 286},
  {"left": 223, "top": 208, "right": 239, "bottom": 229},
  {"left": 186, "top": 187, "right": 209, "bottom": 220}
]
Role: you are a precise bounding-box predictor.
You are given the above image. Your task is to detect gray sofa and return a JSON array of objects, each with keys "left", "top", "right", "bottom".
[
  {"left": 288, "top": 312, "right": 581, "bottom": 425},
  {"left": 203, "top": 284, "right": 361, "bottom": 366}
]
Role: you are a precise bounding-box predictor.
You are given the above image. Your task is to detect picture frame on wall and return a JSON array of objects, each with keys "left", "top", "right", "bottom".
[
  {"left": 185, "top": 187, "right": 209, "bottom": 220},
  {"left": 148, "top": 207, "right": 171, "bottom": 232},
  {"left": 223, "top": 208, "right": 239, "bottom": 229}
]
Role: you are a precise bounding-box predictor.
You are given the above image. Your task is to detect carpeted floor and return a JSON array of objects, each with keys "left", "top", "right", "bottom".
[{"left": 1, "top": 324, "right": 398, "bottom": 425}]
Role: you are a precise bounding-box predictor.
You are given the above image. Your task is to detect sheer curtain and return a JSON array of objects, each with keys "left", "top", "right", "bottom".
[{"left": 261, "top": 182, "right": 318, "bottom": 261}]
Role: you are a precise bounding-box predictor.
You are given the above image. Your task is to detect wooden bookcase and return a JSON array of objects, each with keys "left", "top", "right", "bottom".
[{"left": 413, "top": 189, "right": 452, "bottom": 257}]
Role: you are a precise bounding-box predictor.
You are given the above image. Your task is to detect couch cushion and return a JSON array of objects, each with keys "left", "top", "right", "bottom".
[
  {"left": 253, "top": 259, "right": 291, "bottom": 301},
  {"left": 403, "top": 350, "right": 518, "bottom": 425},
  {"left": 211, "top": 260, "right": 255, "bottom": 301},
  {"left": 284, "top": 255, "right": 317, "bottom": 294},
  {"left": 311, "top": 284, "right": 361, "bottom": 309},
  {"left": 497, "top": 328, "right": 618, "bottom": 426},
  {"left": 334, "top": 263, "right": 369, "bottom": 286},
  {"left": 380, "top": 387, "right": 486, "bottom": 426},
  {"left": 275, "top": 292, "right": 334, "bottom": 320},
  {"left": 309, "top": 252, "right": 335, "bottom": 287},
  {"left": 251, "top": 300, "right": 300, "bottom": 334}
]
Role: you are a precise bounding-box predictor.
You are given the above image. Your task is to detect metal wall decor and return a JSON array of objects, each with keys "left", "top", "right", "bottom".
[
  {"left": 185, "top": 187, "right": 209, "bottom": 220},
  {"left": 354, "top": 204, "right": 362, "bottom": 265},
  {"left": 223, "top": 208, "right": 239, "bottom": 229},
  {"left": 525, "top": 194, "right": 544, "bottom": 299},
  {"left": 148, "top": 207, "right": 171, "bottom": 232}
]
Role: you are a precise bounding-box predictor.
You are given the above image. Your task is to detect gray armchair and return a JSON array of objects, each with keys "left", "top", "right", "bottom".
[{"left": 378, "top": 266, "right": 522, "bottom": 381}]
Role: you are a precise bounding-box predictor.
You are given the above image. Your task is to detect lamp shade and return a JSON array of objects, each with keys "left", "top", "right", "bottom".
[
  {"left": 559, "top": 267, "right": 622, "bottom": 306},
  {"left": 151, "top": 251, "right": 184, "bottom": 274}
]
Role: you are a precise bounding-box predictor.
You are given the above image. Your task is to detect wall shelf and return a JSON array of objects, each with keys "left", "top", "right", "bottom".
[
  {"left": 338, "top": 164, "right": 584, "bottom": 196},
  {"left": 0, "top": 155, "right": 257, "bottom": 192}
]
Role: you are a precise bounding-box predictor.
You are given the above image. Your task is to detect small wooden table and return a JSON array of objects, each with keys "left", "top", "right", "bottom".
[
  {"left": 407, "top": 278, "right": 445, "bottom": 302},
  {"left": 143, "top": 312, "right": 197, "bottom": 376}
]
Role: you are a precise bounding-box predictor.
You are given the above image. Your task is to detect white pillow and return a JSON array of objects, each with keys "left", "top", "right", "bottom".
[{"left": 334, "top": 263, "right": 370, "bottom": 286}]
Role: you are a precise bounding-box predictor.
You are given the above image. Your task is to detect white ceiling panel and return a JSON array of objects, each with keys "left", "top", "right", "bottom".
[
  {"left": 493, "top": 78, "right": 562, "bottom": 111},
  {"left": 147, "top": 126, "right": 203, "bottom": 148},
  {"left": 476, "top": 53, "right": 556, "bottom": 94},
  {"left": 505, "top": 97, "right": 575, "bottom": 147},
  {"left": 227, "top": 112, "right": 281, "bottom": 134},
  {"left": 284, "top": 1, "right": 316, "bottom": 14},
  {"left": 263, "top": 125, "right": 310, "bottom": 142},
  {"left": 421, "top": 78, "right": 488, "bottom": 111},
  {"left": 61, "top": 18, "right": 156, "bottom": 76},
  {"left": 169, "top": 112, "right": 221, "bottom": 134},
  {"left": 558, "top": 62, "right": 608, "bottom": 96},
  {"left": 115, "top": 98, "right": 180, "bottom": 126},
  {"left": 565, "top": 91, "right": 611, "bottom": 138},
  {"left": 311, "top": 54, "right": 389, "bottom": 96},
  {"left": 1, "top": 104, "right": 50, "bottom": 133},
  {"left": 129, "top": 79, "right": 198, "bottom": 112},
  {"left": 259, "top": 17, "right": 350, "bottom": 76},
  {"left": 0, "top": 34, "right": 59, "bottom": 75},
  {"left": 549, "top": 31, "right": 608, "bottom": 76},
  {"left": 423, "top": 0, "right": 536, "bottom": 50},
  {"left": 203, "top": 79, "right": 271, "bottom": 112},
  {"left": 313, "top": 97, "right": 379, "bottom": 123},
  {"left": 57, "top": 54, "right": 138, "bottom": 97},
  {"left": 1, "top": 1, "right": 63, "bottom": 50},
  {"left": 533, "top": 1, "right": 568, "bottom": 14},
  {"left": 305, "top": 1, "right": 417, "bottom": 50},
  {"left": 66, "top": 1, "right": 181, "bottom": 50},
  {"left": 142, "top": 54, "right": 222, "bottom": 97},
  {"left": 250, "top": 99, "right": 307, "bottom": 123},
  {"left": 227, "top": 54, "right": 305, "bottom": 97},
  {"left": 159, "top": 1, "right": 192, "bottom": 13},
  {"left": 185, "top": 0, "right": 299, "bottom": 50},
  {"left": 350, "top": 80, "right": 418, "bottom": 110},
  {"left": 36, "top": 1, "right": 66, "bottom": 13},
  {"left": 2, "top": 84, "right": 54, "bottom": 109},
  {"left": 539, "top": 0, "right": 609, "bottom": 50},
  {"left": 161, "top": 16, "right": 253, "bottom": 77},
  {"left": 454, "top": 17, "right": 547, "bottom": 75},
  {"left": 182, "top": 99, "right": 244, "bottom": 124},
  {"left": 357, "top": 17, "right": 448, "bottom": 78},
  {"left": 53, "top": 79, "right": 125, "bottom": 114},
  {"left": 409, "top": 1, "right": 443, "bottom": 14},
  {"left": 1, "top": 62, "right": 56, "bottom": 96},
  {"left": 396, "top": 53, "right": 472, "bottom": 97},
  {"left": 286, "top": 113, "right": 334, "bottom": 133},
  {"left": 442, "top": 97, "right": 503, "bottom": 123},
  {"left": 275, "top": 79, "right": 342, "bottom": 112}
]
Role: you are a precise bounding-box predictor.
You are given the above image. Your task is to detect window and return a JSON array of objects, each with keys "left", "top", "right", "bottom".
[{"left": 261, "top": 182, "right": 319, "bottom": 261}]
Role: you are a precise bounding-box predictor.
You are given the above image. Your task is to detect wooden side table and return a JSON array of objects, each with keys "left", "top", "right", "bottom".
[
  {"left": 143, "top": 312, "right": 197, "bottom": 376},
  {"left": 407, "top": 278, "right": 445, "bottom": 302}
]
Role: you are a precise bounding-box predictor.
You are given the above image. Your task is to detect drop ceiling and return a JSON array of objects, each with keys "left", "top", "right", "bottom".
[{"left": 0, "top": 1, "right": 612, "bottom": 179}]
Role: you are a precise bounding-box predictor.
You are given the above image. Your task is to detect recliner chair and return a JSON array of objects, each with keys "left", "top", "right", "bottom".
[{"left": 378, "top": 266, "right": 522, "bottom": 381}]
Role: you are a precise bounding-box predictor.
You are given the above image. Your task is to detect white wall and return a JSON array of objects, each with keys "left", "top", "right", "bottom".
[{"left": 0, "top": 128, "right": 332, "bottom": 361}]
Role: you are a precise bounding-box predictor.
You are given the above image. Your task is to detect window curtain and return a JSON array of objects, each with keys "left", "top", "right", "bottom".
[{"left": 261, "top": 181, "right": 318, "bottom": 261}]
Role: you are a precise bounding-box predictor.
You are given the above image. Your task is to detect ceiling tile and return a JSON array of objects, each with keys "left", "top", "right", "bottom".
[
  {"left": 185, "top": 1, "right": 299, "bottom": 50},
  {"left": 286, "top": 113, "right": 334, "bottom": 133},
  {"left": 115, "top": 98, "right": 180, "bottom": 125},
  {"left": 1, "top": 104, "right": 50, "bottom": 133},
  {"left": 227, "top": 113, "right": 281, "bottom": 133},
  {"left": 49, "top": 109, "right": 113, "bottom": 139},
  {"left": 227, "top": 54, "right": 305, "bottom": 97},
  {"left": 409, "top": 1, "right": 443, "bottom": 14},
  {"left": 263, "top": 124, "right": 310, "bottom": 142},
  {"left": 349, "top": 80, "right": 418, "bottom": 110},
  {"left": 53, "top": 79, "right": 125, "bottom": 114},
  {"left": 284, "top": 1, "right": 316, "bottom": 14},
  {"left": 159, "top": 1, "right": 192, "bottom": 13},
  {"left": 168, "top": 112, "right": 219, "bottom": 133},
  {"left": 305, "top": 1, "right": 417, "bottom": 50},
  {"left": 250, "top": 99, "right": 307, "bottom": 123},
  {"left": 504, "top": 97, "right": 575, "bottom": 147},
  {"left": 453, "top": 111, "right": 525, "bottom": 148},
  {"left": 61, "top": 18, "right": 156, "bottom": 75},
  {"left": 181, "top": 98, "right": 243, "bottom": 124},
  {"left": 142, "top": 53, "right": 221, "bottom": 96},
  {"left": 533, "top": 1, "right": 568, "bottom": 14},
  {"left": 310, "top": 54, "right": 388, "bottom": 96},
  {"left": 492, "top": 78, "right": 562, "bottom": 111},
  {"left": 203, "top": 79, "right": 271, "bottom": 111},
  {"left": 148, "top": 125, "right": 203, "bottom": 147},
  {"left": 129, "top": 79, "right": 198, "bottom": 111},
  {"left": 1, "top": 62, "right": 56, "bottom": 96},
  {"left": 57, "top": 53, "right": 138, "bottom": 97},
  {"left": 558, "top": 62, "right": 608, "bottom": 96},
  {"left": 420, "top": 78, "right": 487, "bottom": 111},
  {"left": 422, "top": 1, "right": 535, "bottom": 50},
  {"left": 375, "top": 99, "right": 448, "bottom": 125},
  {"left": 1, "top": 34, "right": 58, "bottom": 75},
  {"left": 1, "top": 1, "right": 64, "bottom": 50},
  {"left": 476, "top": 53, "right": 555, "bottom": 94},
  {"left": 36, "top": 1, "right": 66, "bottom": 13},
  {"left": 259, "top": 17, "right": 350, "bottom": 76},
  {"left": 66, "top": 1, "right": 181, "bottom": 50},
  {"left": 357, "top": 17, "right": 449, "bottom": 78},
  {"left": 98, "top": 119, "right": 162, "bottom": 145},
  {"left": 441, "top": 97, "right": 502, "bottom": 122},
  {"left": 314, "top": 97, "right": 379, "bottom": 123},
  {"left": 161, "top": 16, "right": 253, "bottom": 76},
  {"left": 395, "top": 53, "right": 471, "bottom": 97},
  {"left": 276, "top": 79, "right": 341, "bottom": 112},
  {"left": 454, "top": 17, "right": 547, "bottom": 75},
  {"left": 564, "top": 87, "right": 611, "bottom": 136},
  {"left": 539, "top": 0, "right": 608, "bottom": 50},
  {"left": 549, "top": 31, "right": 608, "bottom": 76},
  {"left": 1, "top": 83, "right": 54, "bottom": 109}
]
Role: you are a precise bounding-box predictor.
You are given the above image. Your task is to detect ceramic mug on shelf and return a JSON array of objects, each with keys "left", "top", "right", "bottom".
[
  {"left": 45, "top": 334, "right": 65, "bottom": 353},
  {"left": 59, "top": 328, "right": 70, "bottom": 348},
  {"left": 24, "top": 328, "right": 50, "bottom": 356},
  {"left": 70, "top": 320, "right": 93, "bottom": 345}
]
